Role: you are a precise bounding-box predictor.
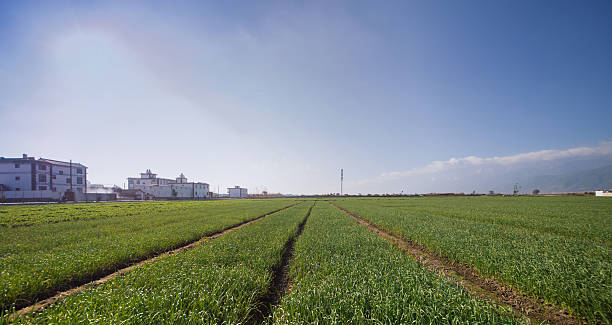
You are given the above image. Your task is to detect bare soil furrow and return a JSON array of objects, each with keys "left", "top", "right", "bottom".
[
  {"left": 330, "top": 202, "right": 583, "bottom": 325},
  {"left": 9, "top": 203, "right": 299, "bottom": 321},
  {"left": 249, "top": 204, "right": 313, "bottom": 324}
]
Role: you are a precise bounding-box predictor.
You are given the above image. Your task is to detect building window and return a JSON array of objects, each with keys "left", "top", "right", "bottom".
[
  {"left": 39, "top": 164, "right": 47, "bottom": 171},
  {"left": 59, "top": 170, "right": 64, "bottom": 175},
  {"left": 14, "top": 163, "right": 20, "bottom": 168},
  {"left": 52, "top": 175, "right": 56, "bottom": 179},
  {"left": 15, "top": 176, "right": 20, "bottom": 181},
  {"left": 39, "top": 174, "right": 47, "bottom": 182},
  {"left": 66, "top": 178, "right": 71, "bottom": 184},
  {"left": 76, "top": 177, "right": 83, "bottom": 185},
  {"left": 15, "top": 188, "right": 21, "bottom": 191},
  {"left": 76, "top": 187, "right": 82, "bottom": 193},
  {"left": 39, "top": 186, "right": 47, "bottom": 190},
  {"left": 51, "top": 187, "right": 57, "bottom": 192},
  {"left": 76, "top": 168, "right": 83, "bottom": 174}
]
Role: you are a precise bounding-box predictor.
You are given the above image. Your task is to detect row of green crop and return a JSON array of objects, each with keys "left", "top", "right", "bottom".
[
  {"left": 0, "top": 200, "right": 293, "bottom": 227},
  {"left": 334, "top": 196, "right": 612, "bottom": 243},
  {"left": 6, "top": 202, "right": 312, "bottom": 324},
  {"left": 272, "top": 202, "right": 519, "bottom": 324},
  {"left": 0, "top": 199, "right": 297, "bottom": 312},
  {"left": 333, "top": 198, "right": 612, "bottom": 323}
]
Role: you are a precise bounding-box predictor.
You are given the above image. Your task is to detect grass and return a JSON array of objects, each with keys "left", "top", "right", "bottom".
[
  {"left": 9, "top": 202, "right": 312, "bottom": 324},
  {"left": 0, "top": 199, "right": 297, "bottom": 313},
  {"left": 272, "top": 202, "right": 519, "bottom": 324},
  {"left": 353, "top": 196, "right": 611, "bottom": 243},
  {"left": 2, "top": 196, "right": 608, "bottom": 323},
  {"left": 333, "top": 196, "right": 612, "bottom": 323},
  {"left": 0, "top": 201, "right": 230, "bottom": 227}
]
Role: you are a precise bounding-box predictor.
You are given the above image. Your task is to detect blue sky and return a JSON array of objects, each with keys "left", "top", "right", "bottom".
[{"left": 1, "top": 1, "right": 611, "bottom": 194}]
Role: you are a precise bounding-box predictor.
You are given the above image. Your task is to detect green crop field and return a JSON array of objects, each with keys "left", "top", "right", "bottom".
[
  {"left": 10, "top": 202, "right": 312, "bottom": 324},
  {"left": 332, "top": 196, "right": 612, "bottom": 323},
  {"left": 2, "top": 196, "right": 610, "bottom": 324},
  {"left": 0, "top": 201, "right": 227, "bottom": 227},
  {"left": 273, "top": 202, "right": 518, "bottom": 324},
  {"left": 0, "top": 199, "right": 297, "bottom": 313}
]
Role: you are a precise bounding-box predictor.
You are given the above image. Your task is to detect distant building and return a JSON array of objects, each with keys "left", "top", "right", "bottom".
[
  {"left": 115, "top": 188, "right": 146, "bottom": 200},
  {"left": 127, "top": 170, "right": 209, "bottom": 199},
  {"left": 128, "top": 169, "right": 174, "bottom": 189},
  {"left": 86, "top": 182, "right": 117, "bottom": 201},
  {"left": 595, "top": 190, "right": 612, "bottom": 197},
  {"left": 87, "top": 182, "right": 115, "bottom": 194},
  {"left": 0, "top": 154, "right": 87, "bottom": 201},
  {"left": 228, "top": 186, "right": 248, "bottom": 198}
]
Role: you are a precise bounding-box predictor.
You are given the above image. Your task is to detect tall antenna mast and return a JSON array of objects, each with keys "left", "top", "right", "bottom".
[{"left": 340, "top": 169, "right": 344, "bottom": 196}]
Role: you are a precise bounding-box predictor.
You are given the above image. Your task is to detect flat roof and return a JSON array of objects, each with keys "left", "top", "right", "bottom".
[
  {"left": 0, "top": 157, "right": 86, "bottom": 168},
  {"left": 38, "top": 158, "right": 87, "bottom": 168}
]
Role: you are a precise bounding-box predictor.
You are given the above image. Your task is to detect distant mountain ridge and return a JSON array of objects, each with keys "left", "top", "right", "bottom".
[{"left": 525, "top": 164, "right": 612, "bottom": 193}]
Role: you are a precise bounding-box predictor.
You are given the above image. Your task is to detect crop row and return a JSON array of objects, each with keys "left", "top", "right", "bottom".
[
  {"left": 336, "top": 196, "right": 611, "bottom": 243},
  {"left": 0, "top": 199, "right": 294, "bottom": 227},
  {"left": 333, "top": 198, "right": 611, "bottom": 323},
  {"left": 272, "top": 202, "right": 518, "bottom": 324},
  {"left": 7, "top": 202, "right": 312, "bottom": 324},
  {"left": 0, "top": 199, "right": 297, "bottom": 312}
]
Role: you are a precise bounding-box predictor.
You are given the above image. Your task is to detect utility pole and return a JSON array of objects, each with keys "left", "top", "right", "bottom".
[
  {"left": 513, "top": 183, "right": 521, "bottom": 195},
  {"left": 340, "top": 169, "right": 344, "bottom": 196}
]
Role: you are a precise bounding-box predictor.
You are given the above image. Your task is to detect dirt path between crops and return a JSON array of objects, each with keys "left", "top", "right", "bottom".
[
  {"left": 9, "top": 203, "right": 300, "bottom": 321},
  {"left": 249, "top": 204, "right": 313, "bottom": 324},
  {"left": 330, "top": 202, "right": 583, "bottom": 325}
]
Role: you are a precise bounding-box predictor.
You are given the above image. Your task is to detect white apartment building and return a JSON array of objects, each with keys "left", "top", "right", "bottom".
[
  {"left": 0, "top": 154, "right": 87, "bottom": 201},
  {"left": 228, "top": 186, "right": 248, "bottom": 198},
  {"left": 595, "top": 190, "right": 612, "bottom": 197},
  {"left": 127, "top": 170, "right": 209, "bottom": 199},
  {"left": 128, "top": 169, "right": 174, "bottom": 189}
]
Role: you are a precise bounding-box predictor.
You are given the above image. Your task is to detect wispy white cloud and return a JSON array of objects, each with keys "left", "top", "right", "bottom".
[{"left": 378, "top": 142, "right": 612, "bottom": 181}]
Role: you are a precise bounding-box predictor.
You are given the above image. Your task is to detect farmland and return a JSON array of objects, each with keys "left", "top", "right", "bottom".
[
  {"left": 10, "top": 202, "right": 312, "bottom": 324},
  {"left": 273, "top": 202, "right": 518, "bottom": 324},
  {"left": 1, "top": 196, "right": 610, "bottom": 324},
  {"left": 0, "top": 199, "right": 297, "bottom": 313},
  {"left": 0, "top": 201, "right": 227, "bottom": 227},
  {"left": 332, "top": 196, "right": 612, "bottom": 323}
]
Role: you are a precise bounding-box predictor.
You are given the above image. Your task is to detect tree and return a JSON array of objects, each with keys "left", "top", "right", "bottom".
[
  {"left": 488, "top": 190, "right": 495, "bottom": 195},
  {"left": 532, "top": 189, "right": 540, "bottom": 195}
]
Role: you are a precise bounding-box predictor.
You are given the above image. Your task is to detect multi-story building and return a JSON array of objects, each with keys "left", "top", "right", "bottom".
[
  {"left": 0, "top": 154, "right": 87, "bottom": 201},
  {"left": 228, "top": 186, "right": 248, "bottom": 198},
  {"left": 127, "top": 169, "right": 174, "bottom": 189},
  {"left": 127, "top": 170, "right": 209, "bottom": 199}
]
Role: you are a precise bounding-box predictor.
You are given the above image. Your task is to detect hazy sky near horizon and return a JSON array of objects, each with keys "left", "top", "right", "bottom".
[{"left": 1, "top": 1, "right": 611, "bottom": 194}]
